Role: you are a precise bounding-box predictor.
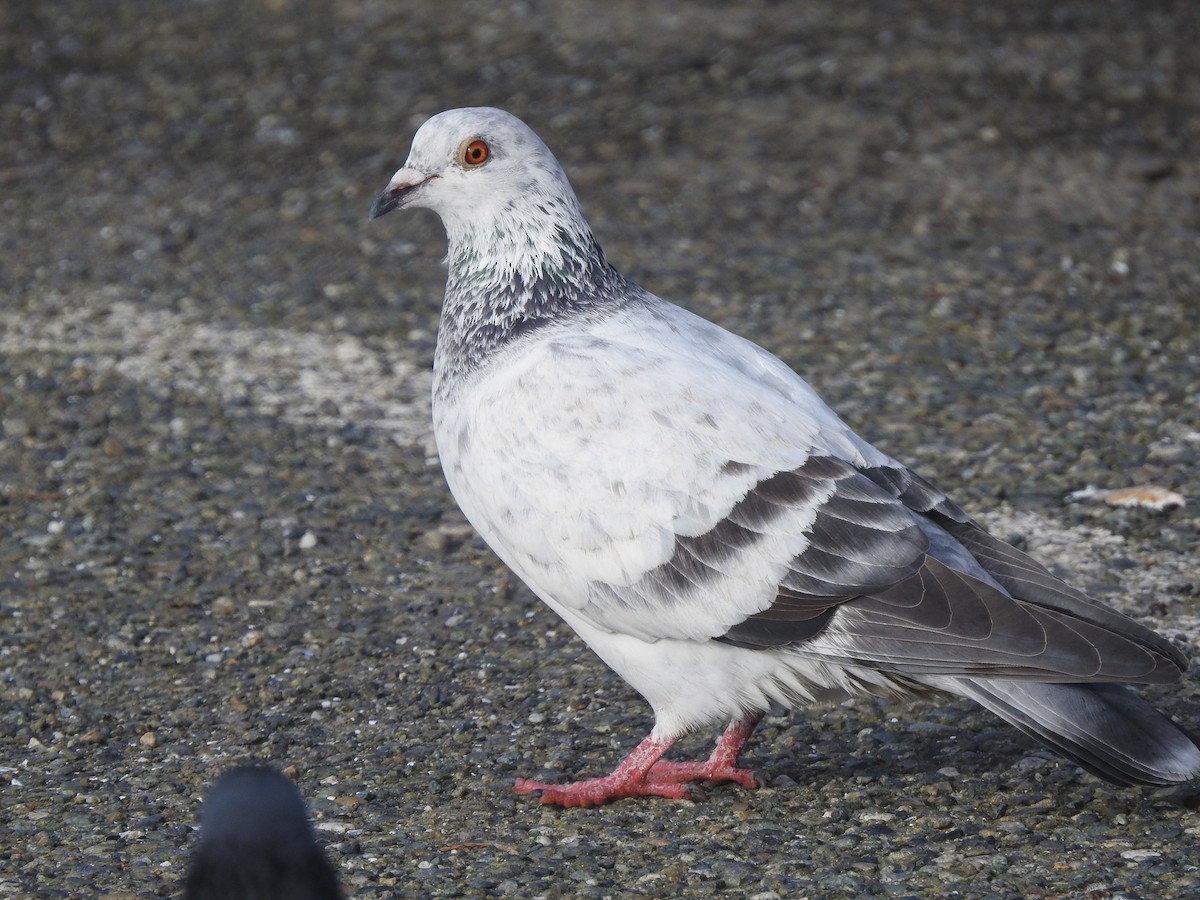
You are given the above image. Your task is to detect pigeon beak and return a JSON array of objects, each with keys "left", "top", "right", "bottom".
[{"left": 369, "top": 167, "right": 430, "bottom": 220}]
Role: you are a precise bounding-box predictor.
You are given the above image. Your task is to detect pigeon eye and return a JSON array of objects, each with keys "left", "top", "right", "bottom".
[{"left": 459, "top": 139, "right": 491, "bottom": 168}]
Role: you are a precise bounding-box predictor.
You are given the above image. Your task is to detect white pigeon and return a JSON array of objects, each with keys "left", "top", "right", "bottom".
[{"left": 370, "top": 107, "right": 1200, "bottom": 807}]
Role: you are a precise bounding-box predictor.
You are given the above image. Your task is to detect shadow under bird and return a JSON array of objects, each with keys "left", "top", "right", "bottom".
[
  {"left": 184, "top": 766, "right": 343, "bottom": 899},
  {"left": 369, "top": 107, "right": 1199, "bottom": 807}
]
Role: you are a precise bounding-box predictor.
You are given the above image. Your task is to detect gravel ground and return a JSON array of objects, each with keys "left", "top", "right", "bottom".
[{"left": 3, "top": 1, "right": 1200, "bottom": 897}]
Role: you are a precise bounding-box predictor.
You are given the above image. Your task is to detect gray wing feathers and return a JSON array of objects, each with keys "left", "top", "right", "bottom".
[
  {"left": 938, "top": 519, "right": 1189, "bottom": 671},
  {"left": 838, "top": 558, "right": 1179, "bottom": 681},
  {"left": 771, "top": 458, "right": 928, "bottom": 596},
  {"left": 718, "top": 460, "right": 1187, "bottom": 685},
  {"left": 861, "top": 462, "right": 1184, "bottom": 668},
  {"left": 861, "top": 463, "right": 973, "bottom": 523},
  {"left": 585, "top": 456, "right": 927, "bottom": 638}
]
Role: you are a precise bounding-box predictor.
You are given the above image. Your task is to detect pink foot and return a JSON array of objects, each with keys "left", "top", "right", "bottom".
[
  {"left": 514, "top": 771, "right": 691, "bottom": 807},
  {"left": 514, "top": 713, "right": 763, "bottom": 807},
  {"left": 645, "top": 758, "right": 759, "bottom": 788}
]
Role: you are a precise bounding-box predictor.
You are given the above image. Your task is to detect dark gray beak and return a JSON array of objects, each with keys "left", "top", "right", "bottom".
[
  {"left": 368, "top": 167, "right": 428, "bottom": 220},
  {"left": 368, "top": 189, "right": 401, "bottom": 220}
]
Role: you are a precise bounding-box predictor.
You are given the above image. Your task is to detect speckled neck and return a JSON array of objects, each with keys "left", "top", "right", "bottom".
[{"left": 432, "top": 193, "right": 631, "bottom": 391}]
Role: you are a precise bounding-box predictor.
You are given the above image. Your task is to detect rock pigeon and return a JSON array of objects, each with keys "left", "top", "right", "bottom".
[
  {"left": 184, "top": 766, "right": 343, "bottom": 899},
  {"left": 369, "top": 107, "right": 1200, "bottom": 807}
]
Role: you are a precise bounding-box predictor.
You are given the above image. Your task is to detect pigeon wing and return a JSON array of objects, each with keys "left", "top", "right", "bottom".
[
  {"left": 719, "top": 461, "right": 1185, "bottom": 683},
  {"left": 440, "top": 302, "right": 1183, "bottom": 684}
]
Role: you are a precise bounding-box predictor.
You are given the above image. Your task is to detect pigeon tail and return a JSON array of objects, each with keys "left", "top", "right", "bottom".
[{"left": 941, "top": 678, "right": 1200, "bottom": 786}]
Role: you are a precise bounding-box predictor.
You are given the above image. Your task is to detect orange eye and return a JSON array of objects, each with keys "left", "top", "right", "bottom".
[{"left": 459, "top": 138, "right": 490, "bottom": 167}]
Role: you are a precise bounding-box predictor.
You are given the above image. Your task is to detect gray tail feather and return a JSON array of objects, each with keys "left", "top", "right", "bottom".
[{"left": 935, "top": 678, "right": 1200, "bottom": 786}]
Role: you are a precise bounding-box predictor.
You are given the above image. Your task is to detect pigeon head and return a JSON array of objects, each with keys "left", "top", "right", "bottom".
[
  {"left": 371, "top": 108, "right": 628, "bottom": 375},
  {"left": 370, "top": 107, "right": 582, "bottom": 240}
]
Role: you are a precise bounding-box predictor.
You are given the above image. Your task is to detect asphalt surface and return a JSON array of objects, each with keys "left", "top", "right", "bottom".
[{"left": 3, "top": 1, "right": 1200, "bottom": 897}]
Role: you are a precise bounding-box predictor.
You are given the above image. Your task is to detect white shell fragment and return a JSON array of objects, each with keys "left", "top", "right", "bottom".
[{"left": 1068, "top": 485, "right": 1187, "bottom": 510}]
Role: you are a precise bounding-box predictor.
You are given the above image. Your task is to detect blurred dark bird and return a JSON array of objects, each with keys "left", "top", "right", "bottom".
[{"left": 184, "top": 766, "right": 343, "bottom": 900}]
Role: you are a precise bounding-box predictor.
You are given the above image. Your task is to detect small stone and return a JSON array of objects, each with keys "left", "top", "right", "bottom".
[
  {"left": 2, "top": 417, "right": 31, "bottom": 437},
  {"left": 102, "top": 434, "right": 125, "bottom": 459},
  {"left": 1121, "top": 849, "right": 1163, "bottom": 862},
  {"left": 239, "top": 629, "right": 264, "bottom": 649},
  {"left": 418, "top": 529, "right": 448, "bottom": 553},
  {"left": 139, "top": 731, "right": 158, "bottom": 749},
  {"left": 211, "top": 596, "right": 236, "bottom": 616}
]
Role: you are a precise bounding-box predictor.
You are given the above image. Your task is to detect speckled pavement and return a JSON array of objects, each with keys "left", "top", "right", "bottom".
[{"left": 3, "top": 2, "right": 1199, "bottom": 897}]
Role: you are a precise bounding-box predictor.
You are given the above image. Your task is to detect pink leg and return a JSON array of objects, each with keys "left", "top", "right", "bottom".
[
  {"left": 514, "top": 712, "right": 763, "bottom": 807},
  {"left": 646, "top": 712, "right": 762, "bottom": 788}
]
